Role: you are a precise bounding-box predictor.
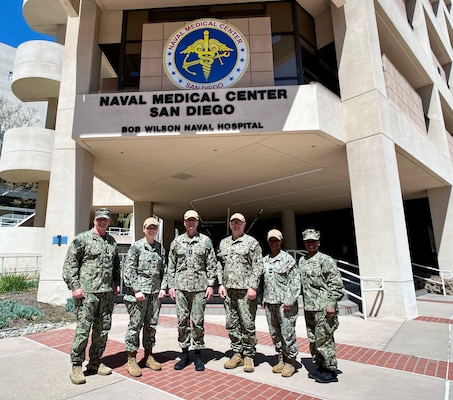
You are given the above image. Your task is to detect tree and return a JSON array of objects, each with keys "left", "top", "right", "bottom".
[{"left": 0, "top": 96, "right": 41, "bottom": 147}]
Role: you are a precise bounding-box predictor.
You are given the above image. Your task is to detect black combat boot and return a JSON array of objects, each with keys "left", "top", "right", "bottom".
[
  {"left": 174, "top": 348, "right": 191, "bottom": 370},
  {"left": 194, "top": 349, "right": 205, "bottom": 371}
]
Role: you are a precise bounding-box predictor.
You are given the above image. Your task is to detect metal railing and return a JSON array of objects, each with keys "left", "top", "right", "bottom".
[
  {"left": 412, "top": 262, "right": 453, "bottom": 296},
  {"left": 286, "top": 250, "right": 384, "bottom": 320},
  {"left": 0, "top": 253, "right": 42, "bottom": 277},
  {"left": 336, "top": 260, "right": 384, "bottom": 320},
  {"left": 108, "top": 227, "right": 131, "bottom": 236}
]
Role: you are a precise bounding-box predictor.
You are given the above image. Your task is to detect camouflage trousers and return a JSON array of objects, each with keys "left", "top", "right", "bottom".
[
  {"left": 124, "top": 293, "right": 161, "bottom": 352},
  {"left": 224, "top": 288, "right": 258, "bottom": 357},
  {"left": 71, "top": 291, "right": 114, "bottom": 365},
  {"left": 304, "top": 310, "right": 339, "bottom": 370},
  {"left": 176, "top": 290, "right": 206, "bottom": 349},
  {"left": 265, "top": 303, "right": 299, "bottom": 359}
]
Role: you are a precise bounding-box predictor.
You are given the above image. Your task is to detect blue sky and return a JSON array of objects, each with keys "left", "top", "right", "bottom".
[{"left": 0, "top": 2, "right": 54, "bottom": 48}]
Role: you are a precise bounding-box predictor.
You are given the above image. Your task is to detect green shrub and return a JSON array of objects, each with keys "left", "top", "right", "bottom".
[
  {"left": 0, "top": 273, "right": 37, "bottom": 293},
  {"left": 0, "top": 300, "right": 44, "bottom": 329}
]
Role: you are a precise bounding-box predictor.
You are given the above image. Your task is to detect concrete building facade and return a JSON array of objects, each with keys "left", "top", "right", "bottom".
[{"left": 2, "top": 0, "right": 453, "bottom": 320}]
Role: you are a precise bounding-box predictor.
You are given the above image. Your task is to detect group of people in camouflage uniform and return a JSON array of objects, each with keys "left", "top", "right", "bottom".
[{"left": 63, "top": 208, "right": 344, "bottom": 385}]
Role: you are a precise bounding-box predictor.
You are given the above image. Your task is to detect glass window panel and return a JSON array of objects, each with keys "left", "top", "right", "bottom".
[
  {"left": 275, "top": 78, "right": 299, "bottom": 86},
  {"left": 300, "top": 41, "right": 318, "bottom": 80},
  {"left": 273, "top": 34, "right": 297, "bottom": 78},
  {"left": 297, "top": 7, "right": 316, "bottom": 46},
  {"left": 124, "top": 42, "right": 141, "bottom": 89},
  {"left": 267, "top": 2, "right": 293, "bottom": 32},
  {"left": 126, "top": 11, "right": 148, "bottom": 41},
  {"left": 149, "top": 7, "right": 204, "bottom": 22}
]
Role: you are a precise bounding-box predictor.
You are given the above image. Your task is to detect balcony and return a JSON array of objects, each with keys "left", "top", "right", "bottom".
[{"left": 11, "top": 41, "right": 64, "bottom": 102}]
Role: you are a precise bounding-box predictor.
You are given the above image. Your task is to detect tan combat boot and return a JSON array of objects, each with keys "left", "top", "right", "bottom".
[
  {"left": 272, "top": 354, "right": 284, "bottom": 373},
  {"left": 144, "top": 348, "right": 162, "bottom": 371},
  {"left": 126, "top": 351, "right": 142, "bottom": 377},
  {"left": 224, "top": 353, "right": 244, "bottom": 369},
  {"left": 86, "top": 359, "right": 112, "bottom": 375},
  {"left": 243, "top": 356, "right": 254, "bottom": 373},
  {"left": 281, "top": 358, "right": 296, "bottom": 378},
  {"left": 70, "top": 364, "right": 86, "bottom": 384}
]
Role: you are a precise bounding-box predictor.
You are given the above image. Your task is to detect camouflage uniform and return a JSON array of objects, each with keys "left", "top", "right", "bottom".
[
  {"left": 123, "top": 238, "right": 166, "bottom": 352},
  {"left": 263, "top": 250, "right": 300, "bottom": 359},
  {"left": 63, "top": 228, "right": 120, "bottom": 365},
  {"left": 167, "top": 232, "right": 217, "bottom": 349},
  {"left": 217, "top": 233, "right": 263, "bottom": 357},
  {"left": 299, "top": 251, "right": 344, "bottom": 371}
]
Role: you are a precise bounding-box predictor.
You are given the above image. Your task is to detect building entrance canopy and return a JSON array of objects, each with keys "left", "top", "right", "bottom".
[{"left": 73, "top": 84, "right": 351, "bottom": 220}]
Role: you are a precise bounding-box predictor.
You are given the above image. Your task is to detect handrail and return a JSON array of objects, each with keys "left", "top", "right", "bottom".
[
  {"left": 286, "top": 249, "right": 384, "bottom": 320},
  {"left": 108, "top": 227, "right": 131, "bottom": 236},
  {"left": 0, "top": 253, "right": 41, "bottom": 277},
  {"left": 412, "top": 262, "right": 452, "bottom": 296},
  {"left": 336, "top": 260, "right": 384, "bottom": 320}
]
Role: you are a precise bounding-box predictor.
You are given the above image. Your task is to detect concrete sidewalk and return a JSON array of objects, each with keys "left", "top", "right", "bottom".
[{"left": 1, "top": 293, "right": 452, "bottom": 400}]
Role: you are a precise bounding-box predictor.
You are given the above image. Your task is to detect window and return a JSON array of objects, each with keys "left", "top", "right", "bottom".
[{"left": 113, "top": 1, "right": 339, "bottom": 95}]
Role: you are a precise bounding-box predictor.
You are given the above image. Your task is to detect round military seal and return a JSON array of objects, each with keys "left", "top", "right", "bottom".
[{"left": 163, "top": 19, "right": 250, "bottom": 90}]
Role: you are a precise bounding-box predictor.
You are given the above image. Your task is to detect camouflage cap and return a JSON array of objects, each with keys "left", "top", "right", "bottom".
[
  {"left": 302, "top": 228, "right": 320, "bottom": 241},
  {"left": 94, "top": 208, "right": 111, "bottom": 219}
]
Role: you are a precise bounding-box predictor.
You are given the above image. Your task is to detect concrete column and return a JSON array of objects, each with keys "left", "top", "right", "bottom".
[
  {"left": 163, "top": 218, "right": 176, "bottom": 253},
  {"left": 77, "top": 0, "right": 101, "bottom": 94},
  {"left": 428, "top": 186, "right": 453, "bottom": 273},
  {"left": 37, "top": 2, "right": 100, "bottom": 305},
  {"left": 34, "top": 180, "right": 48, "bottom": 227},
  {"left": 56, "top": 24, "right": 67, "bottom": 46},
  {"left": 331, "top": 0, "right": 386, "bottom": 101},
  {"left": 406, "top": 0, "right": 431, "bottom": 54},
  {"left": 418, "top": 85, "right": 449, "bottom": 154},
  {"left": 132, "top": 202, "right": 154, "bottom": 242},
  {"left": 281, "top": 209, "right": 297, "bottom": 250},
  {"left": 347, "top": 134, "right": 417, "bottom": 319},
  {"left": 45, "top": 98, "right": 58, "bottom": 130}
]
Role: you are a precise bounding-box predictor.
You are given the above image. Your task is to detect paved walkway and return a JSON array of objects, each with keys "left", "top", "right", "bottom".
[{"left": 1, "top": 293, "right": 452, "bottom": 399}]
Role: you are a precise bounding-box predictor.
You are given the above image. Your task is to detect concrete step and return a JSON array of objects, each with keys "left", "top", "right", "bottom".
[{"left": 114, "top": 298, "right": 361, "bottom": 317}]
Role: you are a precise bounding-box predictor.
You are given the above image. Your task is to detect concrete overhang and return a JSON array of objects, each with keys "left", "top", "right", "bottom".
[
  {"left": 0, "top": 127, "right": 55, "bottom": 182},
  {"left": 23, "top": 0, "right": 69, "bottom": 35},
  {"left": 11, "top": 41, "right": 64, "bottom": 102}
]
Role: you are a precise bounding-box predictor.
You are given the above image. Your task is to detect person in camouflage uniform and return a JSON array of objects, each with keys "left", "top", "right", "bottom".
[
  {"left": 217, "top": 212, "right": 263, "bottom": 373},
  {"left": 62, "top": 208, "right": 120, "bottom": 385},
  {"left": 299, "top": 228, "right": 344, "bottom": 384},
  {"left": 167, "top": 210, "right": 217, "bottom": 371},
  {"left": 123, "top": 217, "right": 167, "bottom": 377},
  {"left": 262, "top": 229, "right": 300, "bottom": 378}
]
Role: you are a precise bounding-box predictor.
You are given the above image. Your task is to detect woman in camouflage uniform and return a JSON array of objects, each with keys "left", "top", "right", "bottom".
[
  {"left": 262, "top": 229, "right": 300, "bottom": 378},
  {"left": 123, "top": 217, "right": 167, "bottom": 377},
  {"left": 299, "top": 228, "right": 344, "bottom": 384}
]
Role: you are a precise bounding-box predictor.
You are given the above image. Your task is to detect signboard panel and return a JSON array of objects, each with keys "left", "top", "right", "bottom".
[{"left": 73, "top": 86, "right": 301, "bottom": 138}]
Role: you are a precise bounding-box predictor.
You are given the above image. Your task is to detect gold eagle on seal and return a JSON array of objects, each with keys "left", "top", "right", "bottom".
[{"left": 180, "top": 30, "right": 233, "bottom": 81}]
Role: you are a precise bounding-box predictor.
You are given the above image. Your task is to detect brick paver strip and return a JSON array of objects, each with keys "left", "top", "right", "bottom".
[
  {"left": 27, "top": 311, "right": 453, "bottom": 399},
  {"left": 27, "top": 322, "right": 319, "bottom": 400}
]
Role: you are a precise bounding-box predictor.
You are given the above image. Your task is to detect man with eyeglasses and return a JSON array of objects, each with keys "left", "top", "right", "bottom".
[
  {"left": 217, "top": 213, "right": 264, "bottom": 373},
  {"left": 167, "top": 210, "right": 218, "bottom": 371},
  {"left": 123, "top": 217, "right": 167, "bottom": 377}
]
